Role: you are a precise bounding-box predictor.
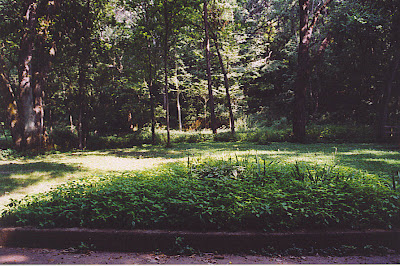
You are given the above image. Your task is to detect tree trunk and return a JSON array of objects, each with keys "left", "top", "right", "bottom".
[
  {"left": 174, "top": 52, "right": 183, "bottom": 131},
  {"left": 204, "top": 0, "right": 217, "bottom": 134},
  {"left": 377, "top": 51, "right": 400, "bottom": 140},
  {"left": 311, "top": 33, "right": 332, "bottom": 116},
  {"left": 0, "top": 51, "right": 22, "bottom": 147},
  {"left": 18, "top": 1, "right": 38, "bottom": 150},
  {"left": 293, "top": 0, "right": 310, "bottom": 142},
  {"left": 77, "top": 0, "right": 91, "bottom": 150},
  {"left": 211, "top": 31, "right": 235, "bottom": 134},
  {"left": 147, "top": 40, "right": 156, "bottom": 144},
  {"left": 31, "top": 0, "right": 58, "bottom": 150},
  {"left": 163, "top": 0, "right": 171, "bottom": 147},
  {"left": 293, "top": 0, "right": 332, "bottom": 142},
  {"left": 177, "top": 90, "right": 183, "bottom": 131}
]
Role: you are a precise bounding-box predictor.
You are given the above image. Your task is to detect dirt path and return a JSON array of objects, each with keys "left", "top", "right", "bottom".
[{"left": 1, "top": 247, "right": 400, "bottom": 264}]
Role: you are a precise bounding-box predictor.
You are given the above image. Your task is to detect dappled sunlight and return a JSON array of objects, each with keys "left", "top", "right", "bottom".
[
  {"left": 1, "top": 141, "right": 399, "bottom": 211},
  {"left": 60, "top": 155, "right": 177, "bottom": 171},
  {"left": 340, "top": 149, "right": 399, "bottom": 156},
  {"left": 0, "top": 254, "right": 28, "bottom": 264}
]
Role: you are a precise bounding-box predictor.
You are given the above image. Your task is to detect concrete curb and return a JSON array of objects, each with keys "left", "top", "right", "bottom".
[{"left": 1, "top": 227, "right": 399, "bottom": 252}]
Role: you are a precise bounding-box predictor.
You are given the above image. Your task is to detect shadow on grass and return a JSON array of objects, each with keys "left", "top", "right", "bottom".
[
  {"left": 107, "top": 142, "right": 400, "bottom": 179},
  {"left": 0, "top": 162, "right": 79, "bottom": 196}
]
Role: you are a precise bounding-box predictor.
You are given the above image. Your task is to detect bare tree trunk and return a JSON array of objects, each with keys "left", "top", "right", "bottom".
[
  {"left": 293, "top": 0, "right": 332, "bottom": 142},
  {"left": 204, "top": 0, "right": 217, "bottom": 134},
  {"left": 174, "top": 51, "right": 183, "bottom": 131},
  {"left": 33, "top": 0, "right": 58, "bottom": 149},
  {"left": 377, "top": 51, "right": 400, "bottom": 140},
  {"left": 203, "top": 96, "right": 208, "bottom": 128},
  {"left": 210, "top": 31, "right": 235, "bottom": 134},
  {"left": 0, "top": 50, "right": 22, "bottom": 148},
  {"left": 177, "top": 90, "right": 182, "bottom": 131},
  {"left": 163, "top": 0, "right": 171, "bottom": 147},
  {"left": 293, "top": 0, "right": 310, "bottom": 142},
  {"left": 311, "top": 33, "right": 332, "bottom": 116},
  {"left": 147, "top": 40, "right": 156, "bottom": 144},
  {"left": 18, "top": 1, "right": 37, "bottom": 150},
  {"left": 78, "top": 0, "right": 91, "bottom": 150}
]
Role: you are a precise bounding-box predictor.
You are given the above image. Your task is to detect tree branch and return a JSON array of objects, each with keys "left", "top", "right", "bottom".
[{"left": 309, "top": 0, "right": 333, "bottom": 31}]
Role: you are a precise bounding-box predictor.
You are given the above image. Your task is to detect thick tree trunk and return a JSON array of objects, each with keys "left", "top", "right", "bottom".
[
  {"left": 211, "top": 32, "right": 235, "bottom": 134},
  {"left": 204, "top": 0, "right": 217, "bottom": 134},
  {"left": 311, "top": 33, "right": 332, "bottom": 115},
  {"left": 293, "top": 0, "right": 332, "bottom": 142},
  {"left": 293, "top": 0, "right": 311, "bottom": 142},
  {"left": 163, "top": 0, "right": 171, "bottom": 147},
  {"left": 18, "top": 1, "right": 38, "bottom": 150},
  {"left": 32, "top": 0, "right": 58, "bottom": 149},
  {"left": 77, "top": 0, "right": 91, "bottom": 150},
  {"left": 0, "top": 52, "right": 22, "bottom": 147},
  {"left": 377, "top": 51, "right": 400, "bottom": 140}
]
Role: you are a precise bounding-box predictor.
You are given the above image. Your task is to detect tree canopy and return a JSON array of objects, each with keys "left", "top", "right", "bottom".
[{"left": 1, "top": 0, "right": 399, "bottom": 150}]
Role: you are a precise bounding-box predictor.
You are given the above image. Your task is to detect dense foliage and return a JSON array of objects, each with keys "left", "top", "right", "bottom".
[
  {"left": 0, "top": 0, "right": 399, "bottom": 150},
  {"left": 2, "top": 159, "right": 399, "bottom": 231}
]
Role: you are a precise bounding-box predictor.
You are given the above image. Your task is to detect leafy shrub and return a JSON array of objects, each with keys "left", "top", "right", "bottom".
[
  {"left": 2, "top": 158, "right": 399, "bottom": 231},
  {"left": 306, "top": 124, "right": 375, "bottom": 143},
  {"left": 0, "top": 148, "right": 15, "bottom": 160},
  {"left": 171, "top": 131, "right": 213, "bottom": 144},
  {"left": 86, "top": 131, "right": 159, "bottom": 150},
  {"left": 49, "top": 127, "right": 79, "bottom": 150},
  {"left": 213, "top": 132, "right": 237, "bottom": 142}
]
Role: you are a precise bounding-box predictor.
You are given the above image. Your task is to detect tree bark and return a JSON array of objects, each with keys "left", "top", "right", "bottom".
[
  {"left": 32, "top": 0, "right": 58, "bottom": 149},
  {"left": 147, "top": 40, "right": 156, "bottom": 144},
  {"left": 163, "top": 0, "right": 171, "bottom": 147},
  {"left": 293, "top": 0, "right": 332, "bottom": 142},
  {"left": 174, "top": 51, "right": 183, "bottom": 131},
  {"left": 18, "top": 1, "right": 38, "bottom": 150},
  {"left": 293, "top": 0, "right": 310, "bottom": 142},
  {"left": 311, "top": 33, "right": 332, "bottom": 115},
  {"left": 204, "top": 0, "right": 217, "bottom": 134},
  {"left": 377, "top": 51, "right": 400, "bottom": 140},
  {"left": 177, "top": 91, "right": 183, "bottom": 131},
  {"left": 210, "top": 30, "right": 235, "bottom": 134},
  {"left": 77, "top": 0, "right": 92, "bottom": 150},
  {"left": 0, "top": 50, "right": 22, "bottom": 147}
]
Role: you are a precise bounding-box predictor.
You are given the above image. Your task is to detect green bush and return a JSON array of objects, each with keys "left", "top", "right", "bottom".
[
  {"left": 306, "top": 125, "right": 374, "bottom": 143},
  {"left": 86, "top": 131, "right": 158, "bottom": 150},
  {"left": 2, "top": 159, "right": 399, "bottom": 231},
  {"left": 171, "top": 131, "right": 213, "bottom": 144},
  {"left": 213, "top": 132, "right": 237, "bottom": 142},
  {"left": 49, "top": 127, "right": 79, "bottom": 150}
]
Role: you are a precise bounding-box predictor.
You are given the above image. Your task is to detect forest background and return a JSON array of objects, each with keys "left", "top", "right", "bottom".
[{"left": 0, "top": 0, "right": 399, "bottom": 151}]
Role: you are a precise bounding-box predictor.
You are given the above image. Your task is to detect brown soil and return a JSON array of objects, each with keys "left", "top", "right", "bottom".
[{"left": 1, "top": 247, "right": 400, "bottom": 264}]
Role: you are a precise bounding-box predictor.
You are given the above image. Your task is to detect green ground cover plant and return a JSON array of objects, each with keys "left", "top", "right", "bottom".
[
  {"left": 44, "top": 123, "right": 377, "bottom": 151},
  {"left": 1, "top": 141, "right": 399, "bottom": 213},
  {"left": 2, "top": 158, "right": 399, "bottom": 231}
]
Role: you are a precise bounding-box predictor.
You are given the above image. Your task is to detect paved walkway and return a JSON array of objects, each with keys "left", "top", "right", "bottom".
[{"left": 1, "top": 247, "right": 400, "bottom": 264}]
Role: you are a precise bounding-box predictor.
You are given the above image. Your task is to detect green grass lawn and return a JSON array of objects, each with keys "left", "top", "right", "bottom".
[{"left": 1, "top": 141, "right": 399, "bottom": 211}]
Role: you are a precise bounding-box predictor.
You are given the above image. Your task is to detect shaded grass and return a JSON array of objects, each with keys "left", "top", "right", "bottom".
[{"left": 0, "top": 162, "right": 78, "bottom": 195}]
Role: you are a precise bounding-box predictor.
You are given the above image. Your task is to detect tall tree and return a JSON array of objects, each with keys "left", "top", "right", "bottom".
[
  {"left": 293, "top": 0, "right": 333, "bottom": 142},
  {"left": 210, "top": 29, "right": 235, "bottom": 133},
  {"left": 204, "top": 0, "right": 217, "bottom": 134},
  {"left": 77, "top": 0, "right": 93, "bottom": 149},
  {"left": 0, "top": 47, "right": 22, "bottom": 147},
  {"left": 163, "top": 0, "right": 171, "bottom": 146}
]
